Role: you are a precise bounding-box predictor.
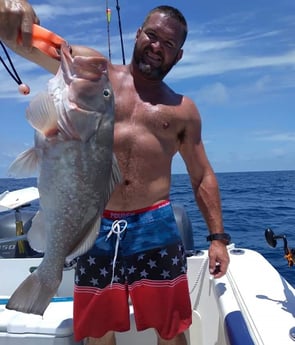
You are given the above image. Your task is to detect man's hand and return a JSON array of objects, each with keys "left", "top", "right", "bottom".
[
  {"left": 208, "top": 240, "right": 230, "bottom": 278},
  {"left": 0, "top": 0, "right": 39, "bottom": 47}
]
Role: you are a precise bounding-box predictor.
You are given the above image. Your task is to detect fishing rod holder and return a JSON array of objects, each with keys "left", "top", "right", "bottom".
[{"left": 265, "top": 228, "right": 295, "bottom": 267}]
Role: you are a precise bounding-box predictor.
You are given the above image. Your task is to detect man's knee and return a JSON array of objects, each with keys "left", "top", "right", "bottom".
[
  {"left": 157, "top": 332, "right": 187, "bottom": 345},
  {"left": 83, "top": 331, "right": 116, "bottom": 345}
]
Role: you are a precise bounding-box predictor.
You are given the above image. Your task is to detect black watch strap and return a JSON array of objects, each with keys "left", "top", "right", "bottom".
[{"left": 206, "top": 233, "right": 231, "bottom": 244}]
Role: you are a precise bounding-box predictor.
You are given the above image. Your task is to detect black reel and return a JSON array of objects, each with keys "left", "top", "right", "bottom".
[{"left": 265, "top": 228, "right": 295, "bottom": 267}]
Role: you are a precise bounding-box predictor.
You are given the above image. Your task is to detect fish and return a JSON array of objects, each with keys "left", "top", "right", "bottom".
[{"left": 6, "top": 42, "right": 121, "bottom": 315}]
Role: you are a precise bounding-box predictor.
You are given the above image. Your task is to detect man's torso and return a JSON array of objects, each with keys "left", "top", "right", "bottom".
[{"left": 106, "top": 64, "right": 187, "bottom": 210}]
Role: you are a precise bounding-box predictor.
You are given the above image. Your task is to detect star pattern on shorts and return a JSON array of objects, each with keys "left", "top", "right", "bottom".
[
  {"left": 79, "top": 266, "right": 86, "bottom": 275},
  {"left": 90, "top": 277, "right": 99, "bottom": 286},
  {"left": 88, "top": 256, "right": 96, "bottom": 266},
  {"left": 137, "top": 253, "right": 145, "bottom": 261},
  {"left": 158, "top": 249, "right": 168, "bottom": 257},
  {"left": 75, "top": 242, "right": 187, "bottom": 289},
  {"left": 140, "top": 269, "right": 149, "bottom": 278},
  {"left": 161, "top": 270, "right": 170, "bottom": 279},
  {"left": 127, "top": 265, "right": 136, "bottom": 274},
  {"left": 172, "top": 256, "right": 180, "bottom": 265},
  {"left": 100, "top": 267, "right": 108, "bottom": 277},
  {"left": 147, "top": 259, "right": 157, "bottom": 269}
]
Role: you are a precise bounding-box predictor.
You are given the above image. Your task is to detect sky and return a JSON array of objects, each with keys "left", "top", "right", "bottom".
[{"left": 0, "top": 0, "right": 294, "bottom": 177}]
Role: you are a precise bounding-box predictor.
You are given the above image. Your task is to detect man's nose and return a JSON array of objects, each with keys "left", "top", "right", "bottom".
[{"left": 151, "top": 40, "right": 162, "bottom": 51}]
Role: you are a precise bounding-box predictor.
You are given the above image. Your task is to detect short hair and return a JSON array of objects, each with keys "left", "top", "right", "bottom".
[{"left": 142, "top": 6, "right": 188, "bottom": 47}]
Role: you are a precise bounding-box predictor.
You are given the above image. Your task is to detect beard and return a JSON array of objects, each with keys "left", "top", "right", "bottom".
[
  {"left": 132, "top": 43, "right": 175, "bottom": 80},
  {"left": 138, "top": 61, "right": 163, "bottom": 78}
]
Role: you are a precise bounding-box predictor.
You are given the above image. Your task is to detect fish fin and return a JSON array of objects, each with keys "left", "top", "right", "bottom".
[
  {"left": 108, "top": 154, "right": 122, "bottom": 192},
  {"left": 27, "top": 211, "right": 46, "bottom": 253},
  {"left": 65, "top": 217, "right": 101, "bottom": 263},
  {"left": 26, "top": 91, "right": 59, "bottom": 136},
  {"left": 8, "top": 148, "right": 40, "bottom": 177},
  {"left": 6, "top": 270, "right": 57, "bottom": 315}
]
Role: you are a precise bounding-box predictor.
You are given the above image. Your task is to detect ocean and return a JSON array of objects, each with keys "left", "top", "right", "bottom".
[{"left": 1, "top": 170, "right": 295, "bottom": 286}]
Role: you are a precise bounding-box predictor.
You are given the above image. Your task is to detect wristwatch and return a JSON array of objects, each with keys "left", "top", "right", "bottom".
[{"left": 206, "top": 233, "right": 231, "bottom": 245}]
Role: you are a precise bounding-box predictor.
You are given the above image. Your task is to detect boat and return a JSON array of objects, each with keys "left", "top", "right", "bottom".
[{"left": 1, "top": 187, "right": 295, "bottom": 345}]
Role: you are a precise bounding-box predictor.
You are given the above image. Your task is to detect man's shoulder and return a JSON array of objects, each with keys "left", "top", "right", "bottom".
[{"left": 166, "top": 87, "right": 197, "bottom": 112}]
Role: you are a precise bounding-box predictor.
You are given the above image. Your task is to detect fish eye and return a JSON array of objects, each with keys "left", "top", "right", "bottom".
[{"left": 103, "top": 88, "right": 111, "bottom": 98}]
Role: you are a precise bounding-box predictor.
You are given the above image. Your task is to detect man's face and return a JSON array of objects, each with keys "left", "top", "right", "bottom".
[{"left": 133, "top": 12, "right": 184, "bottom": 80}]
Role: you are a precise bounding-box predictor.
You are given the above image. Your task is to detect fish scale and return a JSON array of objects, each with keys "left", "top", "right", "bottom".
[{"left": 6, "top": 42, "right": 121, "bottom": 315}]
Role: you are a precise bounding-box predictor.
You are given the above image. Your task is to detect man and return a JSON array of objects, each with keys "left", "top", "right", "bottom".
[{"left": 0, "top": 2, "right": 230, "bottom": 345}]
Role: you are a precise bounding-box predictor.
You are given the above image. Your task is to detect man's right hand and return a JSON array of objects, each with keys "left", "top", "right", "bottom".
[{"left": 0, "top": 0, "right": 39, "bottom": 47}]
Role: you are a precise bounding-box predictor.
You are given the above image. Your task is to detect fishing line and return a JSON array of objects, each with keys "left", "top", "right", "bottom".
[
  {"left": 0, "top": 41, "right": 30, "bottom": 95},
  {"left": 105, "top": 0, "right": 126, "bottom": 65}
]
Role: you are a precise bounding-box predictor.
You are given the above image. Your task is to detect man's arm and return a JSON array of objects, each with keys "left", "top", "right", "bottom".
[{"left": 179, "top": 97, "right": 230, "bottom": 278}]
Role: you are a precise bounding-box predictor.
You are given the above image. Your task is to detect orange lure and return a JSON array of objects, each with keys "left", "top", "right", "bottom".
[{"left": 17, "top": 24, "right": 66, "bottom": 95}]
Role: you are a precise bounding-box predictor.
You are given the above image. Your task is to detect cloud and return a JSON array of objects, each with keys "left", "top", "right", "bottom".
[
  {"left": 34, "top": 4, "right": 104, "bottom": 20},
  {"left": 196, "top": 82, "right": 230, "bottom": 105},
  {"left": 254, "top": 131, "right": 295, "bottom": 142},
  {"left": 170, "top": 46, "right": 295, "bottom": 81}
]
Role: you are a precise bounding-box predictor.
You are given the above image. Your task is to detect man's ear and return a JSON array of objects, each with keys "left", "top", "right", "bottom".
[
  {"left": 175, "top": 49, "right": 183, "bottom": 64},
  {"left": 136, "top": 27, "right": 142, "bottom": 39}
]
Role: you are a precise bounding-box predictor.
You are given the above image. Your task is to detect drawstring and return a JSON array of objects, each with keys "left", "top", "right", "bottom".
[{"left": 105, "top": 219, "right": 128, "bottom": 285}]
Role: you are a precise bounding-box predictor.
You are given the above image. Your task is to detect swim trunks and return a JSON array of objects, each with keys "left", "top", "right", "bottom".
[{"left": 73, "top": 201, "right": 192, "bottom": 341}]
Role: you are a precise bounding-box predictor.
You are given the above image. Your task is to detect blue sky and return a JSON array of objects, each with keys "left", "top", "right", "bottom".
[{"left": 0, "top": 0, "right": 294, "bottom": 177}]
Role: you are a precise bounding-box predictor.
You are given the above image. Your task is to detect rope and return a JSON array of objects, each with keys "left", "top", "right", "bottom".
[
  {"left": 0, "top": 41, "right": 25, "bottom": 85},
  {"left": 0, "top": 41, "right": 30, "bottom": 94}
]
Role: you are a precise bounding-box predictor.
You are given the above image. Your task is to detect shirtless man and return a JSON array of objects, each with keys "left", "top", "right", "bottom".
[{"left": 0, "top": 2, "right": 230, "bottom": 345}]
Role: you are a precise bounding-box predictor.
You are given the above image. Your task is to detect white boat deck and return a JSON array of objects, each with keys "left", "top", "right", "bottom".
[{"left": 1, "top": 246, "right": 295, "bottom": 345}]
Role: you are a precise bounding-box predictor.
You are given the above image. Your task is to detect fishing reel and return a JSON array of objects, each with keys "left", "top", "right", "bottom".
[{"left": 265, "top": 228, "right": 295, "bottom": 267}]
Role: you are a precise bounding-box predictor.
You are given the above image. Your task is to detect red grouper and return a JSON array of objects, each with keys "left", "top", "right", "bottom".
[{"left": 6, "top": 42, "right": 121, "bottom": 315}]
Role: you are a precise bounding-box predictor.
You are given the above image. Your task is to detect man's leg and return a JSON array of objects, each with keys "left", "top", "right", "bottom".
[
  {"left": 157, "top": 332, "right": 187, "bottom": 345},
  {"left": 84, "top": 332, "right": 116, "bottom": 345}
]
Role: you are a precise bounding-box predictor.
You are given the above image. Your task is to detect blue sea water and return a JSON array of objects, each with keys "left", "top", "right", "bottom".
[{"left": 1, "top": 170, "right": 295, "bottom": 286}]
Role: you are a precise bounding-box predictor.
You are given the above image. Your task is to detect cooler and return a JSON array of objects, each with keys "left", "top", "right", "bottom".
[{"left": 0, "top": 297, "right": 82, "bottom": 345}]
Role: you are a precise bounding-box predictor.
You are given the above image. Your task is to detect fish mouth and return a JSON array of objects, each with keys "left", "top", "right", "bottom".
[{"left": 60, "top": 43, "right": 108, "bottom": 82}]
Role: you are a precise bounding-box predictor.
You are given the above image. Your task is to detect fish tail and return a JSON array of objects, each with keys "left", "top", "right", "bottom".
[{"left": 6, "top": 271, "right": 59, "bottom": 315}]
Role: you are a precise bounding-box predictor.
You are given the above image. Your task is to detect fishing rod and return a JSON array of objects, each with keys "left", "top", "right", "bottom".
[
  {"left": 106, "top": 0, "right": 112, "bottom": 61},
  {"left": 105, "top": 0, "right": 126, "bottom": 65},
  {"left": 115, "top": 0, "right": 126, "bottom": 65}
]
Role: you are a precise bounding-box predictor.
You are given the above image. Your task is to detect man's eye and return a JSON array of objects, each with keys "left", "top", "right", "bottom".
[
  {"left": 146, "top": 32, "right": 157, "bottom": 40},
  {"left": 165, "top": 41, "right": 175, "bottom": 48}
]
